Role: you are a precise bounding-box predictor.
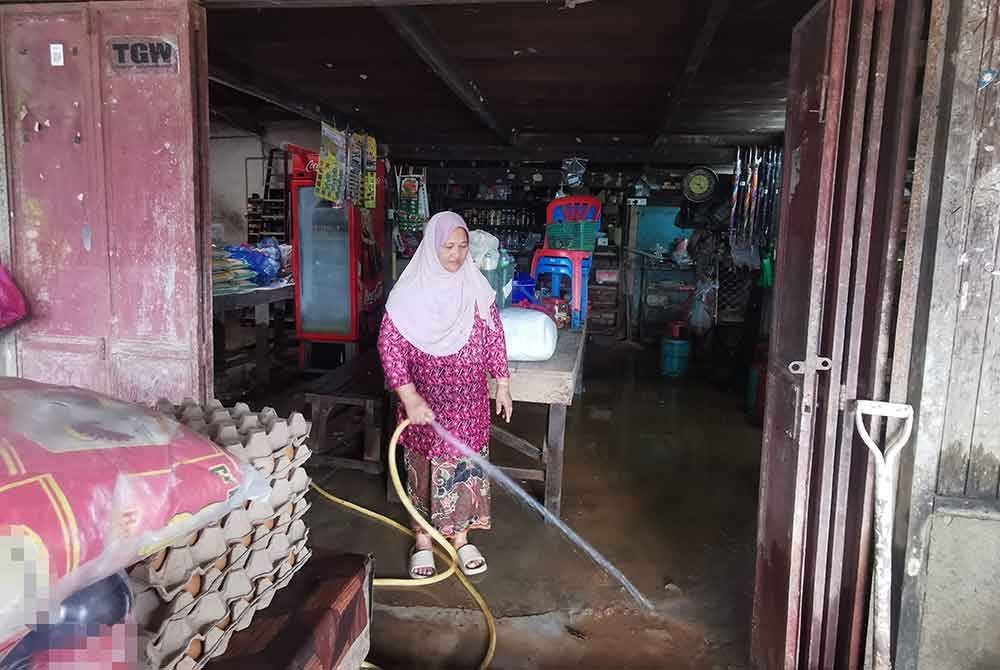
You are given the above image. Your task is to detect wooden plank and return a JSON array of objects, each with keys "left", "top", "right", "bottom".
[
  {"left": 254, "top": 302, "right": 271, "bottom": 385},
  {"left": 208, "top": 63, "right": 367, "bottom": 131},
  {"left": 490, "top": 424, "right": 541, "bottom": 461},
  {"left": 965, "top": 7, "right": 1000, "bottom": 499},
  {"left": 498, "top": 466, "right": 544, "bottom": 483},
  {"left": 934, "top": 495, "right": 1000, "bottom": 521},
  {"left": 653, "top": 0, "right": 732, "bottom": 144},
  {"left": 379, "top": 6, "right": 512, "bottom": 145},
  {"left": 203, "top": 0, "right": 550, "bottom": 6},
  {"left": 212, "top": 284, "right": 294, "bottom": 314},
  {"left": 363, "top": 399, "right": 382, "bottom": 465},
  {"left": 896, "top": 0, "right": 987, "bottom": 667},
  {"left": 544, "top": 404, "right": 567, "bottom": 517},
  {"left": 489, "top": 329, "right": 586, "bottom": 406},
  {"left": 389, "top": 143, "right": 736, "bottom": 165},
  {"left": 937, "top": 3, "right": 1000, "bottom": 497}
]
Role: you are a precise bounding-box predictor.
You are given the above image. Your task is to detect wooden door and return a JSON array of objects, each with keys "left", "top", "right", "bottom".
[
  {"left": 1, "top": 1, "right": 212, "bottom": 404},
  {"left": 93, "top": 2, "right": 211, "bottom": 403},
  {"left": 1, "top": 5, "right": 113, "bottom": 391},
  {"left": 751, "top": 1, "right": 851, "bottom": 667}
]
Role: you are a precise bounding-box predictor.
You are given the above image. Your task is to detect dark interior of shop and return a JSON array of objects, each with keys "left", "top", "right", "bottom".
[{"left": 203, "top": 2, "right": 810, "bottom": 668}]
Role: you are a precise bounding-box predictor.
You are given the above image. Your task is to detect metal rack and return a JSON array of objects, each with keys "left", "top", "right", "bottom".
[{"left": 245, "top": 149, "right": 291, "bottom": 244}]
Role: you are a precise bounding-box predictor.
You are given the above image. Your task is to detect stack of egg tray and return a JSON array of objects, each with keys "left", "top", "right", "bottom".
[{"left": 128, "top": 399, "right": 314, "bottom": 670}]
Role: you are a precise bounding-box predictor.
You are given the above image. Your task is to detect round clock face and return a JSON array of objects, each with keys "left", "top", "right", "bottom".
[
  {"left": 689, "top": 174, "right": 711, "bottom": 194},
  {"left": 683, "top": 167, "right": 718, "bottom": 203}
]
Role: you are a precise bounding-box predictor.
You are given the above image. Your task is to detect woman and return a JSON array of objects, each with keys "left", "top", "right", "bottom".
[{"left": 378, "top": 211, "right": 513, "bottom": 578}]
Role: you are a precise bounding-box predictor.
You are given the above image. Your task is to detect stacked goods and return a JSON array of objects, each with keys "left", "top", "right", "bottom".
[
  {"left": 212, "top": 247, "right": 257, "bottom": 295},
  {"left": 587, "top": 284, "right": 619, "bottom": 335},
  {"left": 0, "top": 380, "right": 269, "bottom": 665},
  {"left": 129, "top": 400, "right": 314, "bottom": 670}
]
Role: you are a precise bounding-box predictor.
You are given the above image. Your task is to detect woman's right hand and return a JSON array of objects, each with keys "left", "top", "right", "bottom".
[{"left": 398, "top": 384, "right": 435, "bottom": 425}]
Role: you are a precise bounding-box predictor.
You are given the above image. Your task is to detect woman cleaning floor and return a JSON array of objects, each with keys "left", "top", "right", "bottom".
[{"left": 378, "top": 211, "right": 513, "bottom": 579}]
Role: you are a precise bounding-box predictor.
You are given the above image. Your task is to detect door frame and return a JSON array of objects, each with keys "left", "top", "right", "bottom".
[{"left": 0, "top": 55, "right": 14, "bottom": 379}]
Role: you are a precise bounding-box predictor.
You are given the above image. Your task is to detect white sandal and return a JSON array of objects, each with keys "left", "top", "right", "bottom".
[
  {"left": 456, "top": 544, "right": 488, "bottom": 576},
  {"left": 409, "top": 547, "right": 436, "bottom": 579}
]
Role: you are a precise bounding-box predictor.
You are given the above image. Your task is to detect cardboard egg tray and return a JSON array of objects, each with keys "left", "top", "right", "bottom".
[{"left": 132, "top": 400, "right": 315, "bottom": 670}]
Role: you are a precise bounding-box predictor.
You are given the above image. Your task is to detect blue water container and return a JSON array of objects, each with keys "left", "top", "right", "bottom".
[{"left": 660, "top": 338, "right": 691, "bottom": 378}]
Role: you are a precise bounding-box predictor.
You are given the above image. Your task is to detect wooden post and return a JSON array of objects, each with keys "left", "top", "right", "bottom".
[
  {"left": 544, "top": 404, "right": 567, "bottom": 517},
  {"left": 254, "top": 302, "right": 270, "bottom": 385}
]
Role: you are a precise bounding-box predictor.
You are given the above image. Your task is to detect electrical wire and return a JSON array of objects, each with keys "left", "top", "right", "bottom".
[{"left": 310, "top": 420, "right": 497, "bottom": 669}]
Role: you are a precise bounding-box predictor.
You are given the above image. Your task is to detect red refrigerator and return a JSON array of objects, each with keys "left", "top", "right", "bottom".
[{"left": 288, "top": 144, "right": 385, "bottom": 347}]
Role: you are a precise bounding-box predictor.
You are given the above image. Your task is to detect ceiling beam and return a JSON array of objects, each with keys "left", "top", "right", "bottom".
[
  {"left": 388, "top": 143, "right": 736, "bottom": 165},
  {"left": 517, "top": 131, "right": 781, "bottom": 147},
  {"left": 208, "top": 63, "right": 368, "bottom": 131},
  {"left": 202, "top": 0, "right": 552, "bottom": 7},
  {"left": 653, "top": 0, "right": 732, "bottom": 146},
  {"left": 378, "top": 6, "right": 514, "bottom": 145}
]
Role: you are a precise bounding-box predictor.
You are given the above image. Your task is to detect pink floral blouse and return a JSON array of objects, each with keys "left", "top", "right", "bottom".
[{"left": 378, "top": 305, "right": 509, "bottom": 458}]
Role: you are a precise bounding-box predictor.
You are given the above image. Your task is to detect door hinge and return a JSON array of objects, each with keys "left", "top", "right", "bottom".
[
  {"left": 99, "top": 337, "right": 107, "bottom": 361},
  {"left": 788, "top": 356, "right": 833, "bottom": 375},
  {"left": 809, "top": 74, "right": 829, "bottom": 123},
  {"left": 839, "top": 384, "right": 849, "bottom": 411}
]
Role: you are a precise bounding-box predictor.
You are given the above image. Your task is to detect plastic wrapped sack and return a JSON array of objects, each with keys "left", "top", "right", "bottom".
[
  {"left": 501, "top": 307, "right": 558, "bottom": 362},
  {"left": 469, "top": 229, "right": 500, "bottom": 271},
  {"left": 0, "top": 265, "right": 26, "bottom": 330},
  {"left": 0, "top": 379, "right": 269, "bottom": 653}
]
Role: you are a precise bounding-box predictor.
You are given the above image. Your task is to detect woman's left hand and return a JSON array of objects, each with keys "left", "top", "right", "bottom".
[{"left": 496, "top": 381, "right": 513, "bottom": 423}]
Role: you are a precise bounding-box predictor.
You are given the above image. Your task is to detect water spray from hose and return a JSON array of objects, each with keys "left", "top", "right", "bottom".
[{"left": 431, "top": 420, "right": 654, "bottom": 611}]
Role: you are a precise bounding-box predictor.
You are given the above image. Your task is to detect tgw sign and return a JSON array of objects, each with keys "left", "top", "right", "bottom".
[{"left": 108, "top": 37, "right": 178, "bottom": 72}]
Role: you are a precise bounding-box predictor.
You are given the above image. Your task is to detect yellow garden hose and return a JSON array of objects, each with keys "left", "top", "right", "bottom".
[{"left": 310, "top": 420, "right": 497, "bottom": 669}]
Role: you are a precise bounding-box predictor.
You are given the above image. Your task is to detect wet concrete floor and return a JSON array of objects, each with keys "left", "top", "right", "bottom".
[{"left": 300, "top": 337, "right": 762, "bottom": 669}]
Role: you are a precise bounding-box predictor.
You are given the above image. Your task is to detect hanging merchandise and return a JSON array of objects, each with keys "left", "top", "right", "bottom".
[
  {"left": 561, "top": 157, "right": 588, "bottom": 190},
  {"left": 362, "top": 135, "right": 378, "bottom": 209},
  {"left": 394, "top": 170, "right": 429, "bottom": 258},
  {"left": 364, "top": 136, "right": 378, "bottom": 209},
  {"left": 363, "top": 172, "right": 378, "bottom": 210},
  {"left": 346, "top": 133, "right": 365, "bottom": 202},
  {"left": 316, "top": 123, "right": 347, "bottom": 206},
  {"left": 728, "top": 146, "right": 782, "bottom": 269}
]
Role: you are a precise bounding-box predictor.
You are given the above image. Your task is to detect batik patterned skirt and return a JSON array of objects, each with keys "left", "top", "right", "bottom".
[{"left": 404, "top": 446, "right": 491, "bottom": 537}]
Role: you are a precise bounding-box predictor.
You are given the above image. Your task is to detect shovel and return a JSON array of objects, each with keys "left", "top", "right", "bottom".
[{"left": 854, "top": 400, "right": 914, "bottom": 670}]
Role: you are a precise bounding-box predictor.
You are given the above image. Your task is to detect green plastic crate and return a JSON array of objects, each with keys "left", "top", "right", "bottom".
[{"left": 545, "top": 221, "right": 598, "bottom": 251}]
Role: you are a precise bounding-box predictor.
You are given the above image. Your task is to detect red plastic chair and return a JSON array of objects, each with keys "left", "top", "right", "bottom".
[
  {"left": 532, "top": 194, "right": 602, "bottom": 328},
  {"left": 545, "top": 195, "right": 602, "bottom": 228}
]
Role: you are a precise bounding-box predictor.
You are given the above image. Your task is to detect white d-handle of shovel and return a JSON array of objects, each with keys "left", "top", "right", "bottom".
[{"left": 854, "top": 400, "right": 914, "bottom": 670}]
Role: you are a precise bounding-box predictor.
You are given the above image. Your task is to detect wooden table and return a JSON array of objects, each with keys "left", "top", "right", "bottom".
[
  {"left": 489, "top": 328, "right": 586, "bottom": 518},
  {"left": 213, "top": 284, "right": 295, "bottom": 384}
]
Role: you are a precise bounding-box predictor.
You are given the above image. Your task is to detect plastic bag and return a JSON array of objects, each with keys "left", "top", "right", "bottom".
[
  {"left": 469, "top": 229, "right": 500, "bottom": 271},
  {"left": 224, "top": 246, "right": 280, "bottom": 285},
  {"left": 0, "top": 379, "right": 269, "bottom": 651},
  {"left": 688, "top": 280, "right": 717, "bottom": 335},
  {"left": 0, "top": 265, "right": 26, "bottom": 330},
  {"left": 500, "top": 307, "right": 558, "bottom": 361},
  {"left": 1, "top": 571, "right": 133, "bottom": 669}
]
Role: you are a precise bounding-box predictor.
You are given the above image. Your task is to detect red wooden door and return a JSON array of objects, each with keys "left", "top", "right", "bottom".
[
  {"left": 751, "top": 1, "right": 851, "bottom": 667},
  {"left": 93, "top": 3, "right": 210, "bottom": 403},
  {"left": 2, "top": 5, "right": 112, "bottom": 390},
  {"left": 1, "top": 1, "right": 211, "bottom": 404}
]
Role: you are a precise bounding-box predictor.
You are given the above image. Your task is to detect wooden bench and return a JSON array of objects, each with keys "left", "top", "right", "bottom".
[{"left": 298, "top": 349, "right": 387, "bottom": 476}]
